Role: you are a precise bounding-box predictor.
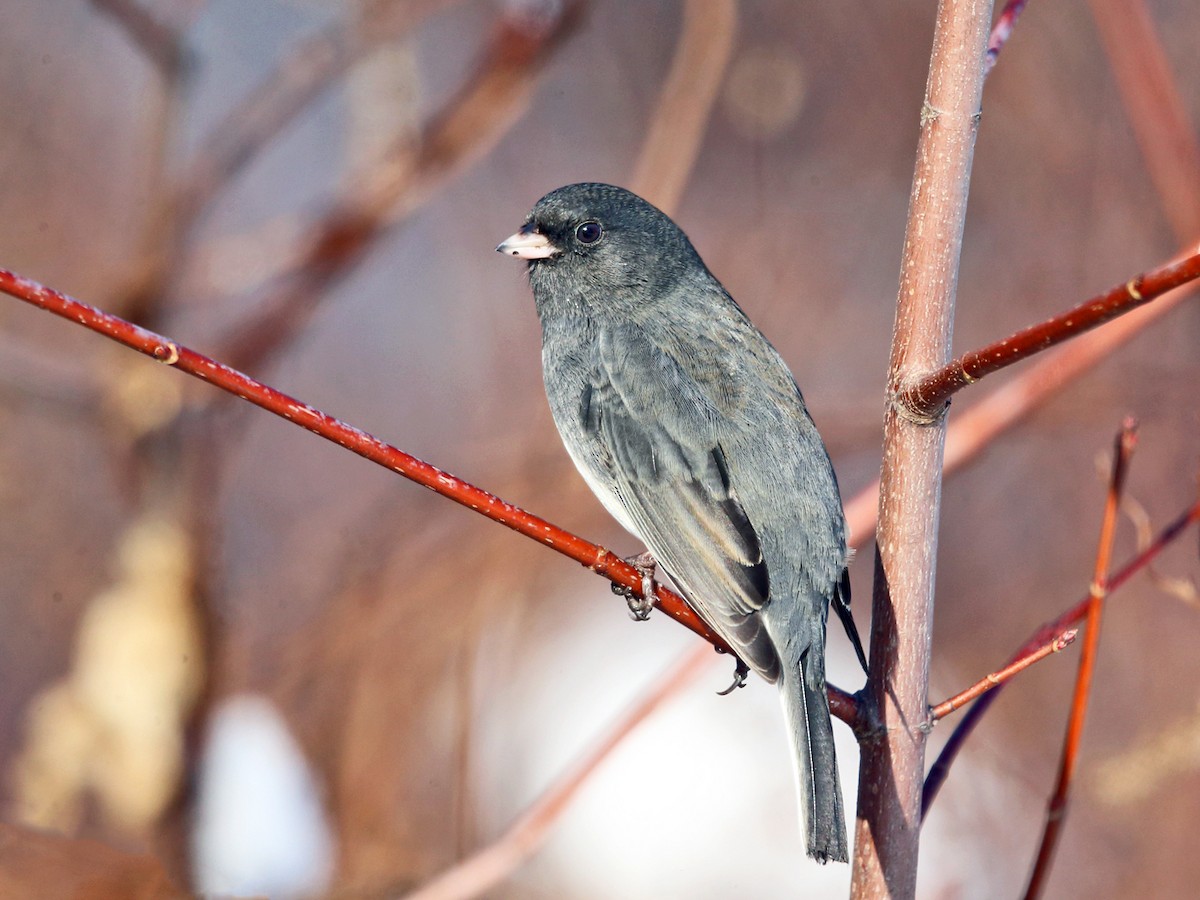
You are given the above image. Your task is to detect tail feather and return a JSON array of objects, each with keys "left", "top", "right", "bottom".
[{"left": 781, "top": 647, "right": 848, "bottom": 863}]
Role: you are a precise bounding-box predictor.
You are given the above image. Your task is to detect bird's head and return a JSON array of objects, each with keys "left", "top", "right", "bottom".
[{"left": 497, "top": 183, "right": 706, "bottom": 315}]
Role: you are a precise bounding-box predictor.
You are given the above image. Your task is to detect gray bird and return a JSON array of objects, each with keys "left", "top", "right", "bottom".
[{"left": 498, "top": 183, "right": 857, "bottom": 863}]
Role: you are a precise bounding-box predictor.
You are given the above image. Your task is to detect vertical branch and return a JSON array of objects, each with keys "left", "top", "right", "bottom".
[
  {"left": 850, "top": 1, "right": 993, "bottom": 897},
  {"left": 1023, "top": 421, "right": 1137, "bottom": 899}
]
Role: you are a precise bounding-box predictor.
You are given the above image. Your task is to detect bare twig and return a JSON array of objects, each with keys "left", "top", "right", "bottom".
[
  {"left": 0, "top": 266, "right": 862, "bottom": 722},
  {"left": 898, "top": 249, "right": 1200, "bottom": 419},
  {"left": 844, "top": 258, "right": 1200, "bottom": 549},
  {"left": 923, "top": 495, "right": 1200, "bottom": 816},
  {"left": 401, "top": 645, "right": 714, "bottom": 900},
  {"left": 1022, "top": 420, "right": 1137, "bottom": 899},
  {"left": 930, "top": 629, "right": 1077, "bottom": 720},
  {"left": 851, "top": 1, "right": 993, "bottom": 895},
  {"left": 985, "top": 0, "right": 1031, "bottom": 73}
]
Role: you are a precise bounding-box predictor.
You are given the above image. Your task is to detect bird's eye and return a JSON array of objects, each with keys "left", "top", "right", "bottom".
[{"left": 575, "top": 221, "right": 603, "bottom": 245}]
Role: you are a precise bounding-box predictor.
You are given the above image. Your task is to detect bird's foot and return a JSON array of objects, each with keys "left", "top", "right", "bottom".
[
  {"left": 611, "top": 550, "right": 657, "bottom": 620},
  {"left": 716, "top": 657, "right": 751, "bottom": 696}
]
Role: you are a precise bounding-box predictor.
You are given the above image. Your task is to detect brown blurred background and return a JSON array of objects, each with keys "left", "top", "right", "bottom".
[{"left": 1, "top": 1, "right": 1198, "bottom": 897}]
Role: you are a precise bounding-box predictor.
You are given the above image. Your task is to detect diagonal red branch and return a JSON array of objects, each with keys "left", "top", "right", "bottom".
[
  {"left": 985, "top": 0, "right": 1030, "bottom": 73},
  {"left": 0, "top": 266, "right": 861, "bottom": 722},
  {"left": 923, "top": 494, "right": 1200, "bottom": 816},
  {"left": 930, "top": 629, "right": 1077, "bottom": 720},
  {"left": 899, "top": 248, "right": 1200, "bottom": 419}
]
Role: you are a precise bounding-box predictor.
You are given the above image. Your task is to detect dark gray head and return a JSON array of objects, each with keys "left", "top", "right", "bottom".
[{"left": 497, "top": 183, "right": 711, "bottom": 317}]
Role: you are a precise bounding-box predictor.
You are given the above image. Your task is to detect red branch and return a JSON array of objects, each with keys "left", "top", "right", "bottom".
[
  {"left": 899, "top": 248, "right": 1200, "bottom": 419},
  {"left": 986, "top": 0, "right": 1030, "bottom": 72},
  {"left": 929, "top": 629, "right": 1076, "bottom": 720},
  {"left": 0, "top": 267, "right": 864, "bottom": 722},
  {"left": 1022, "top": 419, "right": 1137, "bottom": 899},
  {"left": 923, "top": 495, "right": 1200, "bottom": 816}
]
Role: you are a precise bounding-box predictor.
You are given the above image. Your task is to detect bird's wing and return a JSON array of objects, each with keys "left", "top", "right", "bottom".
[{"left": 590, "top": 327, "right": 780, "bottom": 680}]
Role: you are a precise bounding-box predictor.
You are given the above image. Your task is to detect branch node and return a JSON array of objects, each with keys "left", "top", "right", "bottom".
[
  {"left": 1125, "top": 278, "right": 1144, "bottom": 301},
  {"left": 891, "top": 386, "right": 949, "bottom": 426},
  {"left": 1055, "top": 629, "right": 1078, "bottom": 651},
  {"left": 919, "top": 101, "right": 945, "bottom": 127},
  {"left": 153, "top": 341, "right": 180, "bottom": 366}
]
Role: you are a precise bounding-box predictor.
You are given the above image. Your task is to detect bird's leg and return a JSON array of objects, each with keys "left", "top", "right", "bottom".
[
  {"left": 717, "top": 656, "right": 750, "bottom": 696},
  {"left": 611, "top": 550, "right": 658, "bottom": 620}
]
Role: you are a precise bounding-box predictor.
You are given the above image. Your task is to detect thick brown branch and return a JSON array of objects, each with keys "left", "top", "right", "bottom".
[
  {"left": 900, "top": 248, "right": 1200, "bottom": 418},
  {"left": 0, "top": 267, "right": 861, "bottom": 724},
  {"left": 852, "top": 1, "right": 993, "bottom": 895}
]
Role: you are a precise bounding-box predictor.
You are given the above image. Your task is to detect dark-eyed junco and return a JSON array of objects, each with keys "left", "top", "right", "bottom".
[{"left": 498, "top": 183, "right": 858, "bottom": 863}]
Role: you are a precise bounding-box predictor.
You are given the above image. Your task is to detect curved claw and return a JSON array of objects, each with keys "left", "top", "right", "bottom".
[
  {"left": 716, "top": 657, "right": 751, "bottom": 696},
  {"left": 613, "top": 552, "right": 657, "bottom": 621}
]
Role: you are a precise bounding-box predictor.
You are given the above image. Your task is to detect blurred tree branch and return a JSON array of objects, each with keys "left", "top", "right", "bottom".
[
  {"left": 89, "top": 0, "right": 195, "bottom": 77},
  {"left": 216, "top": 0, "right": 584, "bottom": 374},
  {"left": 401, "top": 646, "right": 715, "bottom": 900},
  {"left": 1087, "top": 0, "right": 1200, "bottom": 239},
  {"left": 174, "top": 0, "right": 457, "bottom": 230}
]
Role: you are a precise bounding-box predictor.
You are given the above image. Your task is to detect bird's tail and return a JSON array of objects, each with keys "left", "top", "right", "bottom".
[{"left": 779, "top": 644, "right": 848, "bottom": 863}]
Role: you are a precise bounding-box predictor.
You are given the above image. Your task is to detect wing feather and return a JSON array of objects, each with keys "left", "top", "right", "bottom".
[{"left": 587, "top": 328, "right": 780, "bottom": 680}]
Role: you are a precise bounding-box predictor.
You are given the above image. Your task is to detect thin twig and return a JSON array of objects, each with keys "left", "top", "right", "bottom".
[
  {"left": 985, "top": 0, "right": 1030, "bottom": 73},
  {"left": 1023, "top": 419, "right": 1137, "bottom": 899},
  {"left": 922, "top": 495, "right": 1200, "bottom": 816},
  {"left": 844, "top": 254, "right": 1200, "bottom": 548},
  {"left": 929, "top": 629, "right": 1077, "bottom": 720},
  {"left": 0, "top": 266, "right": 861, "bottom": 722},
  {"left": 400, "top": 645, "right": 714, "bottom": 900},
  {"left": 899, "top": 248, "right": 1200, "bottom": 419}
]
